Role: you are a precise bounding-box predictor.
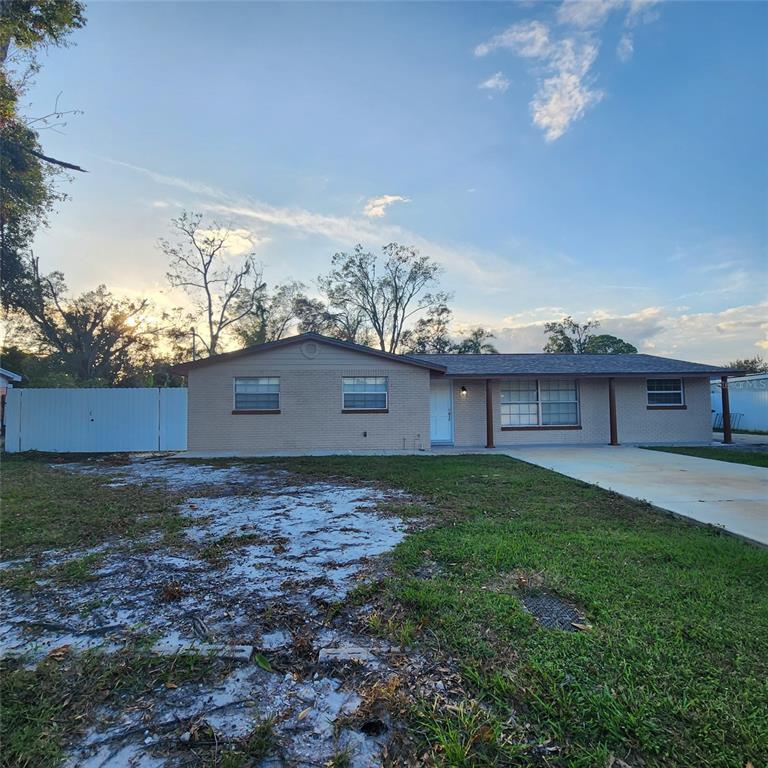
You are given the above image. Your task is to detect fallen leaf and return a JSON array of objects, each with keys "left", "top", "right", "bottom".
[
  {"left": 165, "top": 682, "right": 178, "bottom": 689},
  {"left": 571, "top": 622, "right": 593, "bottom": 632},
  {"left": 47, "top": 644, "right": 71, "bottom": 660},
  {"left": 254, "top": 653, "right": 273, "bottom": 672},
  {"left": 298, "top": 707, "right": 312, "bottom": 721}
]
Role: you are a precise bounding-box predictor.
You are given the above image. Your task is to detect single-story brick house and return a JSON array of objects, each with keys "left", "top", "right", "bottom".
[{"left": 172, "top": 332, "right": 739, "bottom": 452}]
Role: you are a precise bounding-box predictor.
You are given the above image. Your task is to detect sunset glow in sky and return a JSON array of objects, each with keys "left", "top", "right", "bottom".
[{"left": 29, "top": 1, "right": 768, "bottom": 363}]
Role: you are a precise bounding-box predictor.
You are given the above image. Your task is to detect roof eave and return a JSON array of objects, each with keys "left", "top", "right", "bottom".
[
  {"left": 170, "top": 332, "right": 447, "bottom": 375},
  {"left": 433, "top": 370, "right": 741, "bottom": 378}
]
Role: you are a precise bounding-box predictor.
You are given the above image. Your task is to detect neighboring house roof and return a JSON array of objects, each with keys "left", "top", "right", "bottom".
[
  {"left": 171, "top": 332, "right": 448, "bottom": 374},
  {"left": 410, "top": 353, "right": 742, "bottom": 378},
  {"left": 710, "top": 372, "right": 768, "bottom": 383},
  {"left": 0, "top": 367, "right": 22, "bottom": 382}
]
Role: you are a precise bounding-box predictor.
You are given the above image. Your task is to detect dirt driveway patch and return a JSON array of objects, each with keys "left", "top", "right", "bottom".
[{"left": 1, "top": 458, "right": 430, "bottom": 767}]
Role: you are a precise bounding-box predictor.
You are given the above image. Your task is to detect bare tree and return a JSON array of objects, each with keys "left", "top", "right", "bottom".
[
  {"left": 321, "top": 243, "right": 443, "bottom": 353},
  {"left": 160, "top": 212, "right": 266, "bottom": 356},
  {"left": 233, "top": 280, "right": 306, "bottom": 347}
]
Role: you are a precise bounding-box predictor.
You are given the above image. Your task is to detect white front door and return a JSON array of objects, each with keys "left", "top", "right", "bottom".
[{"left": 430, "top": 381, "right": 453, "bottom": 443}]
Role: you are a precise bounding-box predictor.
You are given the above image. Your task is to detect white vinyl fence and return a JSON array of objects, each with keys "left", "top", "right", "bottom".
[
  {"left": 4, "top": 388, "right": 187, "bottom": 453},
  {"left": 711, "top": 374, "right": 768, "bottom": 433}
]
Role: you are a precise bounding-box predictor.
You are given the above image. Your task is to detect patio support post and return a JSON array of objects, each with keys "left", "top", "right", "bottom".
[
  {"left": 721, "top": 375, "right": 732, "bottom": 444},
  {"left": 608, "top": 377, "right": 619, "bottom": 446},
  {"left": 485, "top": 378, "right": 495, "bottom": 449}
]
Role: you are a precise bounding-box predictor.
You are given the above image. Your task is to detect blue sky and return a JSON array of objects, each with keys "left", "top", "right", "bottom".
[{"left": 28, "top": 0, "right": 767, "bottom": 362}]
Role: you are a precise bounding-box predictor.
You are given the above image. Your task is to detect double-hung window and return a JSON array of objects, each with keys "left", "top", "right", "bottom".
[
  {"left": 233, "top": 377, "right": 280, "bottom": 412},
  {"left": 342, "top": 376, "right": 388, "bottom": 411},
  {"left": 646, "top": 378, "right": 684, "bottom": 406},
  {"left": 500, "top": 379, "right": 579, "bottom": 427}
]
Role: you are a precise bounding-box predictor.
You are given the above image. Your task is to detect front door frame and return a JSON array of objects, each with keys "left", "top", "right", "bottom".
[{"left": 430, "top": 379, "right": 454, "bottom": 445}]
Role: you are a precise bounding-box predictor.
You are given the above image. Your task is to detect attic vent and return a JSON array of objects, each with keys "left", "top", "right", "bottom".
[{"left": 301, "top": 341, "right": 320, "bottom": 359}]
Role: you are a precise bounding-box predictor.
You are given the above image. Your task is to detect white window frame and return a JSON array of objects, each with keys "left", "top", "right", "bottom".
[
  {"left": 646, "top": 378, "right": 685, "bottom": 407},
  {"left": 341, "top": 376, "right": 389, "bottom": 411},
  {"left": 233, "top": 376, "right": 280, "bottom": 412},
  {"left": 500, "top": 378, "right": 580, "bottom": 428}
]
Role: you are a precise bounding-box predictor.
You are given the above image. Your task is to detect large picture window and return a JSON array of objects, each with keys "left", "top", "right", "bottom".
[
  {"left": 646, "top": 378, "right": 684, "bottom": 406},
  {"left": 342, "top": 377, "right": 388, "bottom": 410},
  {"left": 234, "top": 377, "right": 279, "bottom": 411},
  {"left": 500, "top": 379, "right": 579, "bottom": 427}
]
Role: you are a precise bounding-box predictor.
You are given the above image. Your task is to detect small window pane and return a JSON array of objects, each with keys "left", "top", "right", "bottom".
[
  {"left": 647, "top": 378, "right": 683, "bottom": 405},
  {"left": 342, "top": 377, "right": 388, "bottom": 409},
  {"left": 648, "top": 392, "right": 683, "bottom": 405},
  {"left": 500, "top": 380, "right": 538, "bottom": 403},
  {"left": 501, "top": 403, "right": 539, "bottom": 426},
  {"left": 235, "top": 377, "right": 279, "bottom": 410},
  {"left": 647, "top": 379, "right": 681, "bottom": 392},
  {"left": 542, "top": 402, "right": 578, "bottom": 425},
  {"left": 540, "top": 379, "right": 577, "bottom": 402}
]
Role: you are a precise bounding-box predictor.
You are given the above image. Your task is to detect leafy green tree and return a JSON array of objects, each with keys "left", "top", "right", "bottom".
[
  {"left": 1, "top": 0, "right": 87, "bottom": 307},
  {"left": 9, "top": 256, "right": 158, "bottom": 383},
  {"left": 584, "top": 334, "right": 638, "bottom": 354},
  {"left": 543, "top": 316, "right": 636, "bottom": 354},
  {"left": 453, "top": 327, "right": 498, "bottom": 354},
  {"left": 724, "top": 355, "right": 768, "bottom": 374},
  {"left": 543, "top": 316, "right": 600, "bottom": 353}
]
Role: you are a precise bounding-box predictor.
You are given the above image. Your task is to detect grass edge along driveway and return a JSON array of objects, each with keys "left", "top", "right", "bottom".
[
  {"left": 1, "top": 454, "right": 767, "bottom": 768},
  {"left": 642, "top": 445, "right": 768, "bottom": 468}
]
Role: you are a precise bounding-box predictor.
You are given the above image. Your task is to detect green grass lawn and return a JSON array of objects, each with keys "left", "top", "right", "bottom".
[
  {"left": 642, "top": 445, "right": 768, "bottom": 468},
  {"left": 1, "top": 454, "right": 766, "bottom": 767},
  {"left": 0, "top": 454, "right": 185, "bottom": 558},
  {"left": 274, "top": 455, "right": 768, "bottom": 768}
]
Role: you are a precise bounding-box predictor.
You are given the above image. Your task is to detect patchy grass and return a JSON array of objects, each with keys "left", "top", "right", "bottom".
[
  {"left": 0, "top": 644, "right": 228, "bottom": 768},
  {"left": 2, "top": 454, "right": 765, "bottom": 767},
  {"left": 0, "top": 454, "right": 184, "bottom": 558},
  {"left": 266, "top": 455, "right": 768, "bottom": 768},
  {"left": 199, "top": 532, "right": 276, "bottom": 564},
  {"left": 642, "top": 445, "right": 768, "bottom": 468},
  {"left": 0, "top": 553, "right": 104, "bottom": 592}
]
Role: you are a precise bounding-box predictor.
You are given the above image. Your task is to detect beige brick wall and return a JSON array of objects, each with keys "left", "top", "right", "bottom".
[
  {"left": 614, "top": 377, "right": 711, "bottom": 443},
  {"left": 187, "top": 341, "right": 431, "bottom": 452},
  {"left": 451, "top": 376, "right": 711, "bottom": 447}
]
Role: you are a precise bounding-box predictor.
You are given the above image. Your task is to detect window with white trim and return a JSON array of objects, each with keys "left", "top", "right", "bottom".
[
  {"left": 500, "top": 379, "right": 579, "bottom": 427},
  {"left": 234, "top": 377, "right": 279, "bottom": 411},
  {"left": 342, "top": 377, "right": 388, "bottom": 410},
  {"left": 646, "top": 378, "right": 684, "bottom": 406}
]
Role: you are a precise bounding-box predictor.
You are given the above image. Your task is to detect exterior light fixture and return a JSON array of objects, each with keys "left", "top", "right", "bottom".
[{"left": 460, "top": 385, "right": 468, "bottom": 398}]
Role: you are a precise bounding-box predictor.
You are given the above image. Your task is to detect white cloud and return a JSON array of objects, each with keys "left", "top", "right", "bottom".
[
  {"left": 479, "top": 71, "right": 511, "bottom": 93},
  {"left": 195, "top": 227, "right": 269, "bottom": 257},
  {"left": 475, "top": 20, "right": 552, "bottom": 58},
  {"left": 477, "top": 303, "right": 768, "bottom": 364},
  {"left": 557, "top": 0, "right": 624, "bottom": 29},
  {"left": 475, "top": 1, "right": 663, "bottom": 140},
  {"left": 617, "top": 33, "right": 634, "bottom": 61},
  {"left": 362, "top": 194, "right": 410, "bottom": 218},
  {"left": 476, "top": 21, "right": 603, "bottom": 141},
  {"left": 114, "top": 161, "right": 510, "bottom": 289}
]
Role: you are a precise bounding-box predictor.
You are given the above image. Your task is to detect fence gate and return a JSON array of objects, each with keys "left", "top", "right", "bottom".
[{"left": 4, "top": 388, "right": 187, "bottom": 453}]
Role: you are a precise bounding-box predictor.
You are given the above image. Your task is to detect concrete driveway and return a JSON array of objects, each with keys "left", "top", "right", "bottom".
[{"left": 502, "top": 445, "right": 768, "bottom": 546}]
